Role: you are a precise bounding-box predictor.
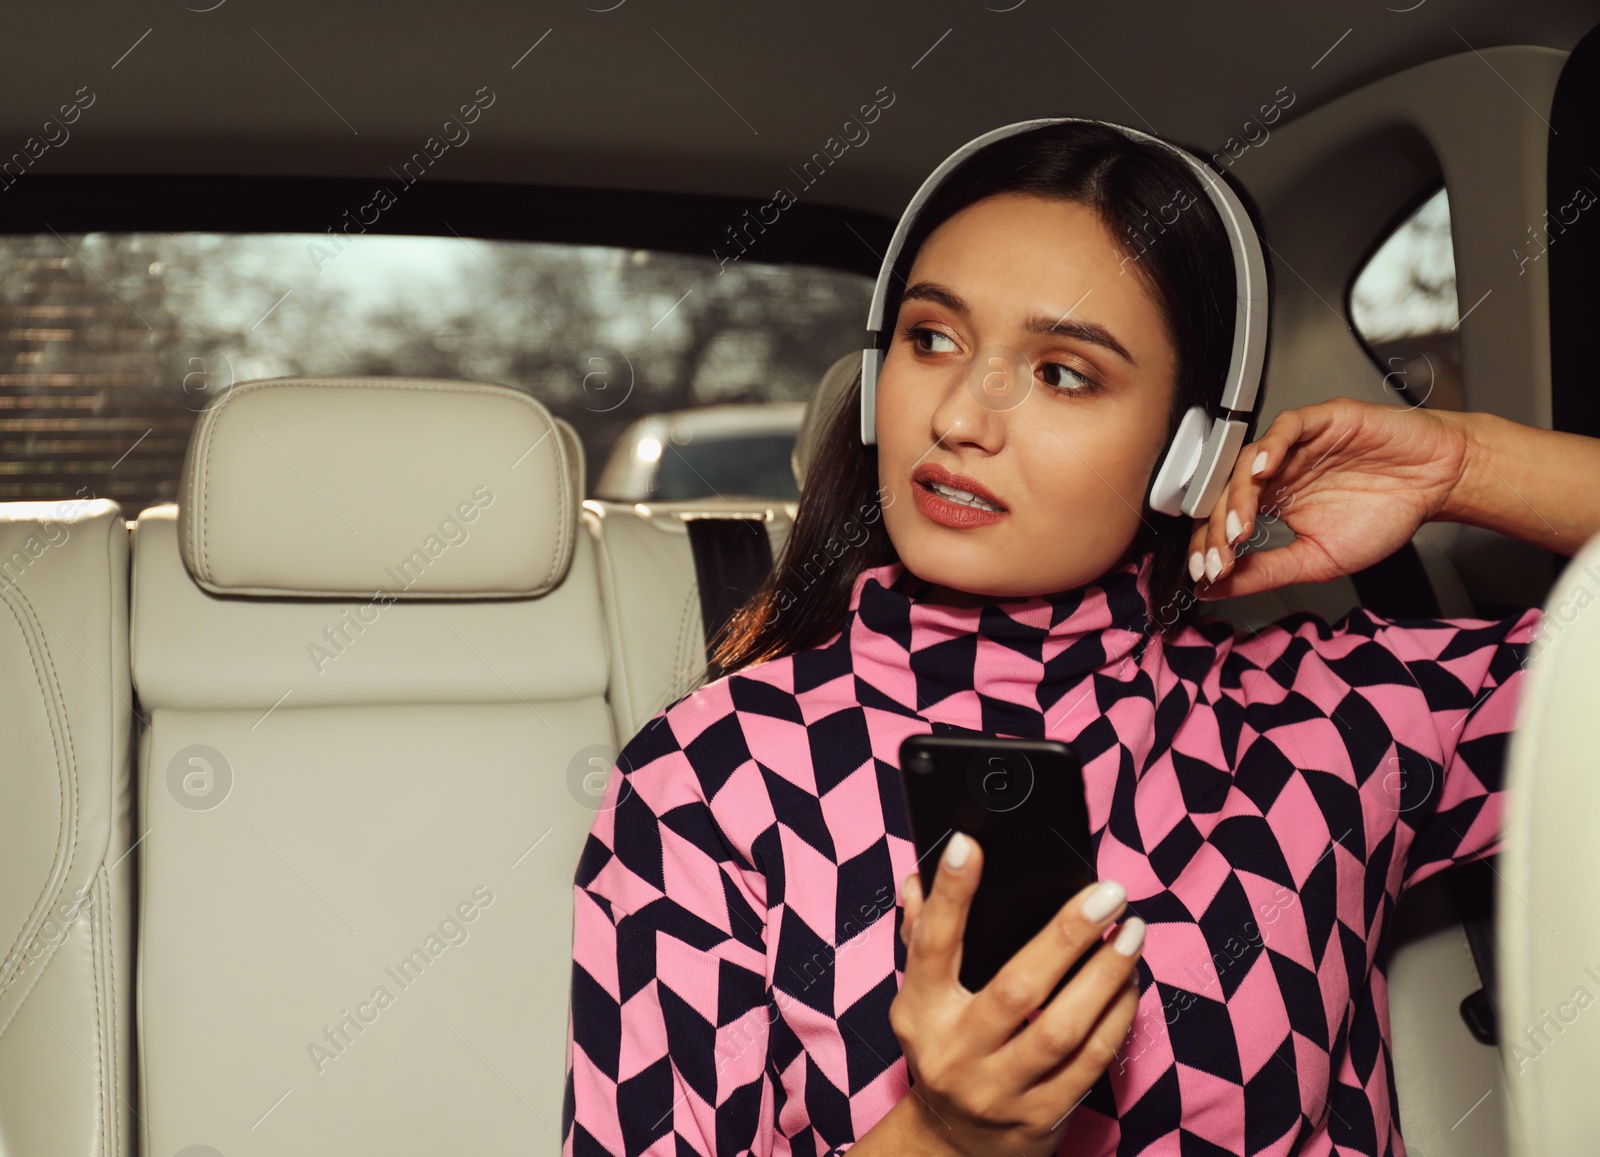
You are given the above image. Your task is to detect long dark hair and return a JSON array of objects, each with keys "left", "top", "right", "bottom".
[{"left": 707, "top": 121, "right": 1275, "bottom": 680}]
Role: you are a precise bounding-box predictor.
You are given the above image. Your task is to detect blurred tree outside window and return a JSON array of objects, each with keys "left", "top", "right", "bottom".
[{"left": 1349, "top": 186, "right": 1464, "bottom": 411}]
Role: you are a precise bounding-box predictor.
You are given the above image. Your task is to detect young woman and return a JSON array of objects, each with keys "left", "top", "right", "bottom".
[{"left": 562, "top": 121, "right": 1600, "bottom": 1157}]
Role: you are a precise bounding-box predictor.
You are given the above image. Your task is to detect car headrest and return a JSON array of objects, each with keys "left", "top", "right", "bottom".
[
  {"left": 791, "top": 352, "right": 860, "bottom": 491},
  {"left": 177, "top": 377, "right": 579, "bottom": 598}
]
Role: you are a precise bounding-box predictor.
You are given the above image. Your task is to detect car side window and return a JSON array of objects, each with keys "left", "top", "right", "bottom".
[{"left": 1348, "top": 185, "right": 1464, "bottom": 411}]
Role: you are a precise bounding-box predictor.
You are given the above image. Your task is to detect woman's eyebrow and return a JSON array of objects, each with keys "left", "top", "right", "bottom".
[
  {"left": 1022, "top": 313, "right": 1136, "bottom": 366},
  {"left": 901, "top": 281, "right": 967, "bottom": 314},
  {"left": 901, "top": 280, "right": 1136, "bottom": 366}
]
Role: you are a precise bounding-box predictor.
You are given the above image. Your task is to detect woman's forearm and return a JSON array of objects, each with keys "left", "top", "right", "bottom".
[{"left": 1438, "top": 410, "right": 1600, "bottom": 555}]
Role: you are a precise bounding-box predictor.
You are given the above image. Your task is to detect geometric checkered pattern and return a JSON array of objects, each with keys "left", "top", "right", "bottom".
[{"left": 564, "top": 549, "right": 1540, "bottom": 1156}]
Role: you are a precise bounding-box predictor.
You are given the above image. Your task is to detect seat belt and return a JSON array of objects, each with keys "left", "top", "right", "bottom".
[
  {"left": 684, "top": 516, "right": 774, "bottom": 682},
  {"left": 1349, "top": 541, "right": 1440, "bottom": 619},
  {"left": 1446, "top": 857, "right": 1499, "bottom": 1047}
]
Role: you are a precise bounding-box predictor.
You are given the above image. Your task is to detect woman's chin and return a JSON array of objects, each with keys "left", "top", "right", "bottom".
[
  {"left": 896, "top": 545, "right": 1027, "bottom": 604},
  {"left": 894, "top": 529, "right": 1129, "bottom": 603}
]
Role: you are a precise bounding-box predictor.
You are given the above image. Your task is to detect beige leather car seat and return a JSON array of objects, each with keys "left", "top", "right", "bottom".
[
  {"left": 1499, "top": 529, "right": 1600, "bottom": 1157},
  {"left": 586, "top": 500, "right": 793, "bottom": 742},
  {"left": 0, "top": 500, "right": 135, "bottom": 1157},
  {"left": 131, "top": 378, "right": 610, "bottom": 1155}
]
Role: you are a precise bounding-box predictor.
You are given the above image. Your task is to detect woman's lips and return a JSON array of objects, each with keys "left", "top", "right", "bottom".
[
  {"left": 912, "top": 478, "right": 1010, "bottom": 528},
  {"left": 911, "top": 464, "right": 1009, "bottom": 529}
]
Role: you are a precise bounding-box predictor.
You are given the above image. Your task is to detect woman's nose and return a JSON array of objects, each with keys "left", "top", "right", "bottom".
[{"left": 933, "top": 344, "right": 1031, "bottom": 444}]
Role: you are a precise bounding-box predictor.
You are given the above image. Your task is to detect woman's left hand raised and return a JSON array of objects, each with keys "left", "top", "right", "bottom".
[{"left": 1187, "top": 396, "right": 1472, "bottom": 600}]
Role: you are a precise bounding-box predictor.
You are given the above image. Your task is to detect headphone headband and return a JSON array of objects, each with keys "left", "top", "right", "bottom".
[{"left": 859, "top": 117, "right": 1269, "bottom": 520}]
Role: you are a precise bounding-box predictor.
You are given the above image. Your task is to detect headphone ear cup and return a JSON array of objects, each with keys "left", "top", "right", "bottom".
[
  {"left": 1180, "top": 418, "right": 1249, "bottom": 520},
  {"left": 859, "top": 349, "right": 881, "bottom": 445},
  {"left": 1147, "top": 405, "right": 1210, "bottom": 516}
]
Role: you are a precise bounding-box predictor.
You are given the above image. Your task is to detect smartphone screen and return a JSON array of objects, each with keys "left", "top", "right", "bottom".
[{"left": 897, "top": 734, "right": 1100, "bottom": 994}]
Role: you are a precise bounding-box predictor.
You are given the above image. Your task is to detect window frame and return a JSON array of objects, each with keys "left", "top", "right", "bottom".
[{"left": 0, "top": 174, "right": 893, "bottom": 277}]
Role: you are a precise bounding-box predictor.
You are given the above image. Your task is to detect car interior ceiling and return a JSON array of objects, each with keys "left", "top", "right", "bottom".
[{"left": 2, "top": 2, "right": 1600, "bottom": 1155}]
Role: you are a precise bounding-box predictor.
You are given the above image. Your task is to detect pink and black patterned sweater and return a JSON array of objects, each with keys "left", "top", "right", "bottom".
[{"left": 563, "top": 548, "right": 1539, "bottom": 1156}]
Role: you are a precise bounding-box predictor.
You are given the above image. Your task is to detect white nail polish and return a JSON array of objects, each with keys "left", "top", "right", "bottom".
[
  {"left": 1251, "top": 450, "right": 1268, "bottom": 477},
  {"left": 1082, "top": 880, "right": 1127, "bottom": 922},
  {"left": 944, "top": 831, "right": 971, "bottom": 869},
  {"left": 1205, "top": 547, "right": 1223, "bottom": 582},
  {"left": 1188, "top": 550, "right": 1204, "bottom": 582},
  {"left": 1113, "top": 917, "right": 1146, "bottom": 957},
  {"left": 1225, "top": 510, "right": 1241, "bottom": 543}
]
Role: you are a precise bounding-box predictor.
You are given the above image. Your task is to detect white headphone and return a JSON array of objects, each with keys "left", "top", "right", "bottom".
[{"left": 859, "top": 117, "right": 1269, "bottom": 520}]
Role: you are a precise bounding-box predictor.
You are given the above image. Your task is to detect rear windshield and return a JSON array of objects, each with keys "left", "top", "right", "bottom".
[{"left": 0, "top": 233, "right": 871, "bottom": 511}]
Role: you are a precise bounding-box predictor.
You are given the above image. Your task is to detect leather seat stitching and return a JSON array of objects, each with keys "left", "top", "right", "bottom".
[{"left": 0, "top": 587, "right": 78, "bottom": 1005}]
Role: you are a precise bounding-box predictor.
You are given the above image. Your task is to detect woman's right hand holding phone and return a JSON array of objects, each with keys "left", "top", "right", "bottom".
[{"left": 885, "top": 831, "right": 1146, "bottom": 1157}]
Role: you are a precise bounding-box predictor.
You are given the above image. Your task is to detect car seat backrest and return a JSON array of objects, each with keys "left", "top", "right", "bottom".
[
  {"left": 1499, "top": 530, "right": 1600, "bottom": 1157},
  {"left": 587, "top": 499, "right": 794, "bottom": 741},
  {"left": 130, "top": 378, "right": 612, "bottom": 1156},
  {"left": 0, "top": 500, "right": 135, "bottom": 1157}
]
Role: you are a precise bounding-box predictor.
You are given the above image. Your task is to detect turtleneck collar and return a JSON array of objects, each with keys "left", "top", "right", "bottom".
[{"left": 844, "top": 550, "right": 1158, "bottom": 737}]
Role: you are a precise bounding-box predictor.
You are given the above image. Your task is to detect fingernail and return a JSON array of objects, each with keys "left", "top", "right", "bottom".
[
  {"left": 1188, "top": 550, "right": 1204, "bottom": 582},
  {"left": 1113, "top": 916, "right": 1146, "bottom": 957},
  {"left": 1250, "top": 450, "right": 1268, "bottom": 477},
  {"left": 944, "top": 831, "right": 971, "bottom": 870},
  {"left": 1225, "top": 510, "right": 1242, "bottom": 544},
  {"left": 1081, "top": 879, "right": 1127, "bottom": 923},
  {"left": 1204, "top": 547, "right": 1223, "bottom": 582}
]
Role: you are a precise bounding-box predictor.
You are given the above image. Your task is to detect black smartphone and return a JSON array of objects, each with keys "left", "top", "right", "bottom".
[{"left": 897, "top": 733, "right": 1100, "bottom": 995}]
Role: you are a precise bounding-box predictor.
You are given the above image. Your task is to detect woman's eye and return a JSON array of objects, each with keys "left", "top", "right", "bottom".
[
  {"left": 911, "top": 326, "right": 958, "bottom": 354},
  {"left": 1041, "top": 361, "right": 1095, "bottom": 393}
]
